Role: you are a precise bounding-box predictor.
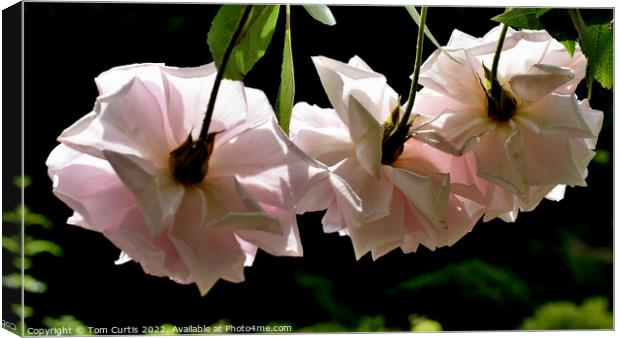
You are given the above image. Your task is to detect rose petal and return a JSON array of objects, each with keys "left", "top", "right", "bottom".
[
  {"left": 347, "top": 95, "right": 383, "bottom": 178},
  {"left": 474, "top": 123, "right": 529, "bottom": 199},
  {"left": 516, "top": 93, "right": 594, "bottom": 138},
  {"left": 168, "top": 189, "right": 246, "bottom": 295},
  {"left": 290, "top": 103, "right": 354, "bottom": 166},
  {"left": 510, "top": 64, "right": 575, "bottom": 102},
  {"left": 47, "top": 145, "right": 136, "bottom": 232},
  {"left": 103, "top": 150, "right": 184, "bottom": 236},
  {"left": 346, "top": 190, "right": 406, "bottom": 260},
  {"left": 60, "top": 77, "right": 172, "bottom": 163},
  {"left": 331, "top": 158, "right": 393, "bottom": 222},
  {"left": 519, "top": 125, "right": 589, "bottom": 187},
  {"left": 419, "top": 48, "right": 486, "bottom": 108},
  {"left": 383, "top": 165, "right": 450, "bottom": 230}
]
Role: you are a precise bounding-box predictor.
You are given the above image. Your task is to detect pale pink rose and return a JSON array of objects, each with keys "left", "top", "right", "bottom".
[
  {"left": 47, "top": 63, "right": 331, "bottom": 295},
  {"left": 413, "top": 27, "right": 603, "bottom": 222},
  {"left": 291, "top": 56, "right": 484, "bottom": 260}
]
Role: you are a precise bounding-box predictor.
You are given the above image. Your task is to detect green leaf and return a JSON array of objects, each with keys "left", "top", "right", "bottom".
[
  {"left": 405, "top": 6, "right": 441, "bottom": 49},
  {"left": 585, "top": 23, "right": 613, "bottom": 89},
  {"left": 302, "top": 5, "right": 336, "bottom": 26},
  {"left": 538, "top": 9, "right": 578, "bottom": 56},
  {"left": 491, "top": 7, "right": 551, "bottom": 29},
  {"left": 207, "top": 5, "right": 280, "bottom": 80},
  {"left": 275, "top": 5, "right": 295, "bottom": 134},
  {"left": 568, "top": 9, "right": 613, "bottom": 93},
  {"left": 3, "top": 273, "right": 47, "bottom": 293},
  {"left": 12, "top": 175, "right": 31, "bottom": 189},
  {"left": 593, "top": 149, "right": 610, "bottom": 166},
  {"left": 24, "top": 240, "right": 63, "bottom": 257},
  {"left": 12, "top": 304, "right": 33, "bottom": 318},
  {"left": 13, "top": 257, "right": 32, "bottom": 270},
  {"left": 410, "top": 315, "right": 443, "bottom": 332},
  {"left": 560, "top": 40, "right": 576, "bottom": 56},
  {"left": 3, "top": 236, "right": 21, "bottom": 255},
  {"left": 520, "top": 297, "right": 612, "bottom": 329},
  {"left": 4, "top": 204, "right": 53, "bottom": 229}
]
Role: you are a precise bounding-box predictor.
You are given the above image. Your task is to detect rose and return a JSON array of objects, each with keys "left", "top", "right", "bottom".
[
  {"left": 413, "top": 26, "right": 603, "bottom": 221},
  {"left": 291, "top": 56, "right": 484, "bottom": 259},
  {"left": 47, "top": 63, "right": 331, "bottom": 294}
]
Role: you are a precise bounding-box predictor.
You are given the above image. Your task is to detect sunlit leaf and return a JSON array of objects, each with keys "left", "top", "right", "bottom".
[
  {"left": 491, "top": 7, "right": 551, "bottom": 29},
  {"left": 12, "top": 304, "right": 33, "bottom": 318},
  {"left": 4, "top": 204, "right": 53, "bottom": 229},
  {"left": 520, "top": 297, "right": 612, "bottom": 329},
  {"left": 302, "top": 5, "right": 336, "bottom": 26},
  {"left": 12, "top": 175, "right": 31, "bottom": 189},
  {"left": 208, "top": 5, "right": 280, "bottom": 80},
  {"left": 3, "top": 236, "right": 21, "bottom": 255},
  {"left": 3, "top": 273, "right": 47, "bottom": 293},
  {"left": 410, "top": 315, "right": 442, "bottom": 332},
  {"left": 593, "top": 149, "right": 610, "bottom": 166},
  {"left": 537, "top": 9, "right": 578, "bottom": 56},
  {"left": 583, "top": 22, "right": 613, "bottom": 90},
  {"left": 13, "top": 257, "right": 32, "bottom": 270},
  {"left": 24, "top": 240, "right": 63, "bottom": 257},
  {"left": 275, "top": 5, "right": 295, "bottom": 134}
]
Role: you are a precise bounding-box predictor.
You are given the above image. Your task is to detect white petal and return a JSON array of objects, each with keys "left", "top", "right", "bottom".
[
  {"left": 47, "top": 145, "right": 136, "bottom": 232},
  {"left": 414, "top": 107, "right": 491, "bottom": 156},
  {"left": 545, "top": 185, "right": 566, "bottom": 202},
  {"left": 115, "top": 251, "right": 132, "bottom": 265},
  {"left": 419, "top": 48, "right": 486, "bottom": 108},
  {"left": 347, "top": 95, "right": 383, "bottom": 178},
  {"left": 346, "top": 190, "right": 406, "bottom": 260},
  {"left": 510, "top": 64, "right": 575, "bottom": 102},
  {"left": 474, "top": 123, "right": 529, "bottom": 199},
  {"left": 199, "top": 177, "right": 281, "bottom": 235},
  {"left": 383, "top": 165, "right": 450, "bottom": 230},
  {"left": 290, "top": 103, "right": 354, "bottom": 166},
  {"left": 577, "top": 99, "right": 604, "bottom": 149},
  {"left": 331, "top": 158, "right": 393, "bottom": 222},
  {"left": 519, "top": 126, "right": 588, "bottom": 187},
  {"left": 103, "top": 150, "right": 184, "bottom": 236},
  {"left": 60, "top": 77, "right": 173, "bottom": 163}
]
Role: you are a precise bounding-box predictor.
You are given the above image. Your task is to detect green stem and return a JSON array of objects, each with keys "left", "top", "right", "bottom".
[
  {"left": 490, "top": 24, "right": 509, "bottom": 92},
  {"left": 568, "top": 8, "right": 593, "bottom": 99},
  {"left": 400, "top": 6, "right": 428, "bottom": 131},
  {"left": 199, "top": 5, "right": 254, "bottom": 141}
]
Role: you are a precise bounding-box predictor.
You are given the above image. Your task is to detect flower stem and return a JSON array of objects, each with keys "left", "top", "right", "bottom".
[
  {"left": 490, "top": 24, "right": 509, "bottom": 92},
  {"left": 568, "top": 8, "right": 593, "bottom": 99},
  {"left": 199, "top": 5, "right": 254, "bottom": 141},
  {"left": 400, "top": 6, "right": 427, "bottom": 131}
]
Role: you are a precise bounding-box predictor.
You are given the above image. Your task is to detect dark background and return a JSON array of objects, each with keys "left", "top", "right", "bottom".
[{"left": 9, "top": 3, "right": 614, "bottom": 332}]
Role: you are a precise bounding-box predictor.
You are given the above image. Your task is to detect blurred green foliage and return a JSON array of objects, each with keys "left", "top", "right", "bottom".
[
  {"left": 410, "top": 315, "right": 443, "bottom": 332},
  {"left": 391, "top": 259, "right": 531, "bottom": 303},
  {"left": 297, "top": 315, "right": 391, "bottom": 332},
  {"left": 388, "top": 259, "right": 533, "bottom": 329},
  {"left": 2, "top": 176, "right": 89, "bottom": 334},
  {"left": 294, "top": 272, "right": 356, "bottom": 324},
  {"left": 563, "top": 237, "right": 612, "bottom": 286},
  {"left": 42, "top": 316, "right": 93, "bottom": 335},
  {"left": 593, "top": 149, "right": 610, "bottom": 166},
  {"left": 520, "top": 297, "right": 612, "bottom": 330}
]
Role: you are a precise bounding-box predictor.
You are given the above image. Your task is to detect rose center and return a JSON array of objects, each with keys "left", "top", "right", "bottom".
[
  {"left": 381, "top": 105, "right": 409, "bottom": 165},
  {"left": 168, "top": 132, "right": 217, "bottom": 185}
]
